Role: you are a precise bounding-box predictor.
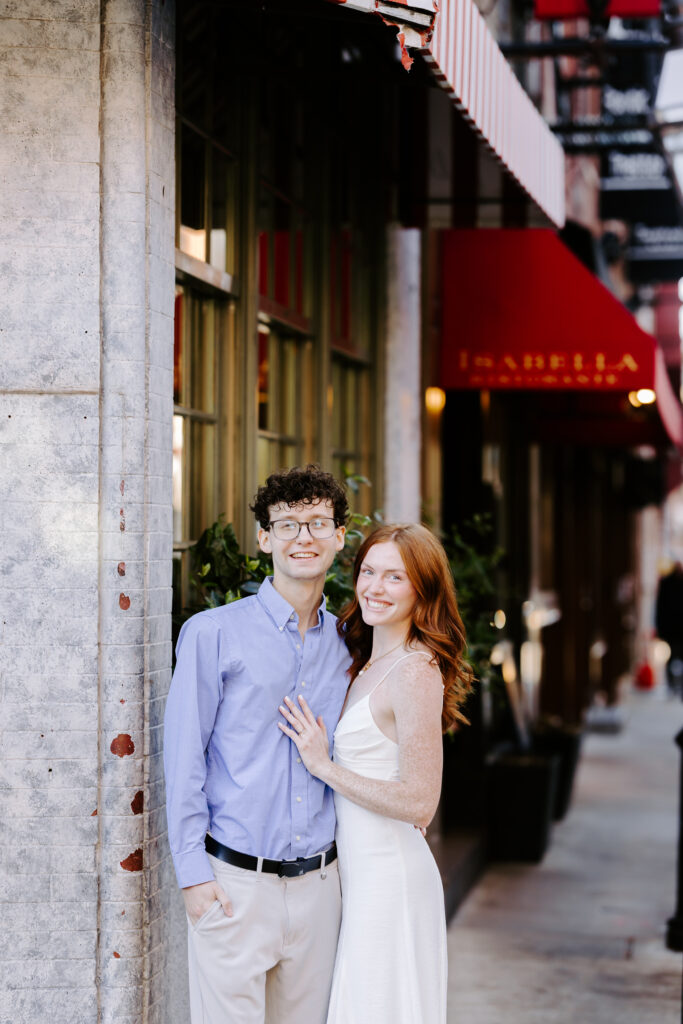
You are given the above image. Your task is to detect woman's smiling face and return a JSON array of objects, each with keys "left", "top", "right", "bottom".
[{"left": 356, "top": 540, "right": 417, "bottom": 630}]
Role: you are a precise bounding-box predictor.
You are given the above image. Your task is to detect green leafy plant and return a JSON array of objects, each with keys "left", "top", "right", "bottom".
[
  {"left": 313, "top": 469, "right": 376, "bottom": 614},
  {"left": 444, "top": 514, "right": 504, "bottom": 683},
  {"left": 187, "top": 516, "right": 271, "bottom": 613}
]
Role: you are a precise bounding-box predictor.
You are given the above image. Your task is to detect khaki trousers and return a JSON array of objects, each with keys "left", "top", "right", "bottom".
[{"left": 187, "top": 852, "right": 342, "bottom": 1024}]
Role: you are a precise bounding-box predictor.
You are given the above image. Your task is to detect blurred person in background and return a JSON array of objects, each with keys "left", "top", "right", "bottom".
[{"left": 655, "top": 561, "right": 683, "bottom": 697}]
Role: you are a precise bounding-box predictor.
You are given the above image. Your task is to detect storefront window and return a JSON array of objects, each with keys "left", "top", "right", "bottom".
[
  {"left": 173, "top": 285, "right": 231, "bottom": 611},
  {"left": 257, "top": 69, "right": 310, "bottom": 330},
  {"left": 257, "top": 323, "right": 312, "bottom": 482},
  {"left": 331, "top": 356, "right": 373, "bottom": 513},
  {"left": 175, "top": 0, "right": 385, "bottom": 578},
  {"left": 258, "top": 186, "right": 308, "bottom": 326},
  {"left": 176, "top": 5, "right": 240, "bottom": 278},
  {"left": 179, "top": 125, "right": 207, "bottom": 261},
  {"left": 210, "top": 149, "right": 238, "bottom": 273}
]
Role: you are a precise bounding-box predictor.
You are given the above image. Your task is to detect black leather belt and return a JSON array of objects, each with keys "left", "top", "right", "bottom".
[{"left": 205, "top": 834, "right": 337, "bottom": 878}]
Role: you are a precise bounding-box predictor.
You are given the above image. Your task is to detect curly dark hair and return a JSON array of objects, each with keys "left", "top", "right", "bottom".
[{"left": 250, "top": 465, "right": 349, "bottom": 530}]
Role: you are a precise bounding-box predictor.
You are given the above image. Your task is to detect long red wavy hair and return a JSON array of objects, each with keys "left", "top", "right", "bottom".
[{"left": 337, "top": 523, "right": 474, "bottom": 731}]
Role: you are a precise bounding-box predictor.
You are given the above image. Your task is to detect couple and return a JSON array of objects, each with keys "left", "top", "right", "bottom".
[{"left": 164, "top": 465, "right": 472, "bottom": 1024}]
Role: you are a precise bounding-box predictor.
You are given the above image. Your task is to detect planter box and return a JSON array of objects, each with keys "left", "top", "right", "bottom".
[
  {"left": 531, "top": 724, "right": 583, "bottom": 821},
  {"left": 485, "top": 752, "right": 560, "bottom": 863}
]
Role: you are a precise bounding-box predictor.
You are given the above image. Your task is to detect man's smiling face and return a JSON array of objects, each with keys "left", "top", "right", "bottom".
[{"left": 258, "top": 499, "right": 345, "bottom": 586}]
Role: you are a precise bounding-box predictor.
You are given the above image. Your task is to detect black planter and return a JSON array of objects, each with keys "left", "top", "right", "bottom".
[
  {"left": 531, "top": 724, "right": 583, "bottom": 821},
  {"left": 485, "top": 752, "right": 560, "bottom": 863}
]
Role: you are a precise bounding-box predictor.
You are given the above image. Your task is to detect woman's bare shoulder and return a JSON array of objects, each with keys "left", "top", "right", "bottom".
[{"left": 389, "top": 651, "right": 443, "bottom": 702}]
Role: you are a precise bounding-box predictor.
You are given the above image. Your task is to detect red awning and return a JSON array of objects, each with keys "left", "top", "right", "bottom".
[{"left": 441, "top": 228, "right": 683, "bottom": 450}]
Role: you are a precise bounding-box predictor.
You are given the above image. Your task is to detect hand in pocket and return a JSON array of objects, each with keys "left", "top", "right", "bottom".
[{"left": 183, "top": 879, "right": 233, "bottom": 925}]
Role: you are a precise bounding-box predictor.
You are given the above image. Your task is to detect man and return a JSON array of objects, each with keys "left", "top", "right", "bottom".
[{"left": 164, "top": 465, "right": 351, "bottom": 1024}]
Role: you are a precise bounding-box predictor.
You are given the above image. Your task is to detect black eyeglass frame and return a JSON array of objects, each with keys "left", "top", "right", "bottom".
[{"left": 267, "top": 516, "right": 338, "bottom": 539}]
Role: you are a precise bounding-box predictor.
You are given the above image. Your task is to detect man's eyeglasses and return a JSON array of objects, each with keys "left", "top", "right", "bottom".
[{"left": 268, "top": 517, "right": 337, "bottom": 540}]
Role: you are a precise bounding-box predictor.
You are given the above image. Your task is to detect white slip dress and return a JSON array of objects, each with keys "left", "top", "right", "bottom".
[{"left": 326, "top": 652, "right": 448, "bottom": 1024}]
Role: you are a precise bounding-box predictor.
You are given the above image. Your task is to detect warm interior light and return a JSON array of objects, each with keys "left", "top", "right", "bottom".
[
  {"left": 636, "top": 388, "right": 656, "bottom": 405},
  {"left": 654, "top": 639, "right": 671, "bottom": 666},
  {"left": 490, "top": 642, "right": 505, "bottom": 666},
  {"left": 628, "top": 391, "right": 642, "bottom": 407},
  {"left": 520, "top": 640, "right": 543, "bottom": 688},
  {"left": 501, "top": 654, "right": 517, "bottom": 684},
  {"left": 493, "top": 609, "right": 506, "bottom": 629},
  {"left": 425, "top": 387, "right": 446, "bottom": 414},
  {"left": 179, "top": 225, "right": 207, "bottom": 261}
]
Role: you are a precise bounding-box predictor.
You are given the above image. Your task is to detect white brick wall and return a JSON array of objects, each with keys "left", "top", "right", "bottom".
[{"left": 0, "top": 2, "right": 178, "bottom": 1021}]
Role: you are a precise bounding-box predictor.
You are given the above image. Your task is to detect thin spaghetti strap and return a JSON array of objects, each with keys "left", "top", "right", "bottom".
[{"left": 366, "top": 650, "right": 432, "bottom": 698}]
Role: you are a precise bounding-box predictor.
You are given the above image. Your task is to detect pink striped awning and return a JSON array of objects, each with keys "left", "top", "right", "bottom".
[
  {"left": 419, "top": 0, "right": 565, "bottom": 226},
  {"left": 327, "top": 0, "right": 565, "bottom": 228}
]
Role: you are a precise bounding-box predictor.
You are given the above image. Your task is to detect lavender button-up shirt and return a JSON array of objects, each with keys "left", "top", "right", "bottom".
[{"left": 164, "top": 577, "right": 351, "bottom": 889}]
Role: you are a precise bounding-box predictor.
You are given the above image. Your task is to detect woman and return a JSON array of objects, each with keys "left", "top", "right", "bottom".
[{"left": 278, "top": 523, "right": 473, "bottom": 1024}]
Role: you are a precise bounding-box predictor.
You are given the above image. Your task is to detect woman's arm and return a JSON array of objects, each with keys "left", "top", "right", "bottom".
[{"left": 279, "top": 658, "right": 444, "bottom": 828}]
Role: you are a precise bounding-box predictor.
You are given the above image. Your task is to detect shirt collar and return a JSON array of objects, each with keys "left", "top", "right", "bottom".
[{"left": 257, "top": 576, "right": 327, "bottom": 631}]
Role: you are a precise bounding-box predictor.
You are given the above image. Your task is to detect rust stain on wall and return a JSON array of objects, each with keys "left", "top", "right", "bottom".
[
  {"left": 120, "top": 848, "right": 143, "bottom": 872},
  {"left": 91, "top": 808, "right": 98, "bottom": 816},
  {"left": 131, "top": 790, "right": 144, "bottom": 815},
  {"left": 113, "top": 951, "right": 121, "bottom": 959},
  {"left": 119, "top": 594, "right": 130, "bottom": 610},
  {"left": 120, "top": 480, "right": 125, "bottom": 496},
  {"left": 119, "top": 509, "right": 125, "bottom": 532},
  {"left": 110, "top": 734, "right": 135, "bottom": 757},
  {"left": 117, "top": 562, "right": 126, "bottom": 576}
]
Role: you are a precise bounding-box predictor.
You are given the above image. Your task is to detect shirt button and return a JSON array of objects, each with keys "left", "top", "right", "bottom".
[
  {"left": 296, "top": 644, "right": 301, "bottom": 650},
  {"left": 296, "top": 796, "right": 302, "bottom": 803},
  {"left": 301, "top": 681, "right": 306, "bottom": 687},
  {"left": 296, "top": 757, "right": 302, "bottom": 764},
  {"left": 278, "top": 626, "right": 284, "bottom": 632},
  {"left": 296, "top": 835, "right": 301, "bottom": 841}
]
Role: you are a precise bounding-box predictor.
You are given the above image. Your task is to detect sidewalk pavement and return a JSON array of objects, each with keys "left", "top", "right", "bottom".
[{"left": 446, "top": 686, "right": 683, "bottom": 1023}]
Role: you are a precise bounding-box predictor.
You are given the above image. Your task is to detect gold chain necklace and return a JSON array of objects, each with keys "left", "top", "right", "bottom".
[{"left": 358, "top": 640, "right": 406, "bottom": 677}]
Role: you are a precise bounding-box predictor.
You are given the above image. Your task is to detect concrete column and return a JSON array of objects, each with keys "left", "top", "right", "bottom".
[
  {"left": 0, "top": 2, "right": 176, "bottom": 1022},
  {"left": 0, "top": 6, "right": 104, "bottom": 1022},
  {"left": 98, "top": 2, "right": 176, "bottom": 1022},
  {"left": 384, "top": 226, "right": 422, "bottom": 524}
]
